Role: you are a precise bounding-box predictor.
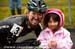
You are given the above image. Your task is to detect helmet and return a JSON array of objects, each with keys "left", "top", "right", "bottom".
[
  {"left": 27, "top": 0, "right": 48, "bottom": 13},
  {"left": 45, "top": 8, "right": 64, "bottom": 27}
]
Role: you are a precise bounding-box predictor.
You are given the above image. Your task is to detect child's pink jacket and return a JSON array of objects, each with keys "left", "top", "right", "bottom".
[{"left": 37, "top": 27, "right": 73, "bottom": 49}]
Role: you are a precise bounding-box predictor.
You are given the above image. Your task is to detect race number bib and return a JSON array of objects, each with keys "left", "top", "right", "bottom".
[{"left": 10, "top": 24, "right": 23, "bottom": 36}]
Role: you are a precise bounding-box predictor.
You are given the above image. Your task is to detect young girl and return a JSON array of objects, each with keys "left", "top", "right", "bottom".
[{"left": 37, "top": 8, "right": 73, "bottom": 49}]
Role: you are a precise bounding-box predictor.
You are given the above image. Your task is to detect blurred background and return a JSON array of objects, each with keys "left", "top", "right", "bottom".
[{"left": 0, "top": 0, "right": 75, "bottom": 49}]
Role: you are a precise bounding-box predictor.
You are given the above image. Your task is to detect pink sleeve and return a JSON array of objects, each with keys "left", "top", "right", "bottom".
[
  {"left": 37, "top": 31, "right": 50, "bottom": 49},
  {"left": 56, "top": 32, "right": 73, "bottom": 49}
]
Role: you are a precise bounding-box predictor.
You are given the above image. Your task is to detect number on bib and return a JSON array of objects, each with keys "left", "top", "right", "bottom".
[{"left": 10, "top": 24, "right": 23, "bottom": 36}]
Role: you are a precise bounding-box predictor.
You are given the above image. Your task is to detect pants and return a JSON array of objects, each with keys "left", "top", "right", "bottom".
[{"left": 10, "top": 0, "right": 21, "bottom": 15}]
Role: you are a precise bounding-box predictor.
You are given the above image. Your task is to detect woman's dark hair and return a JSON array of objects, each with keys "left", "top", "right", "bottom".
[{"left": 43, "top": 13, "right": 60, "bottom": 27}]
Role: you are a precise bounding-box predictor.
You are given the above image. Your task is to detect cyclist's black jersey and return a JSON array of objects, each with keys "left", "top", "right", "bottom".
[{"left": 0, "top": 15, "right": 42, "bottom": 46}]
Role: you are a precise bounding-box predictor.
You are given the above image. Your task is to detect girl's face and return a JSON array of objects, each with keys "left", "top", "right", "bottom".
[
  {"left": 48, "top": 17, "right": 59, "bottom": 31},
  {"left": 27, "top": 11, "right": 43, "bottom": 26}
]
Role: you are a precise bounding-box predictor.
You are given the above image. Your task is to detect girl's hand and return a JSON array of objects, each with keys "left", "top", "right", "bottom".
[{"left": 48, "top": 41, "right": 57, "bottom": 48}]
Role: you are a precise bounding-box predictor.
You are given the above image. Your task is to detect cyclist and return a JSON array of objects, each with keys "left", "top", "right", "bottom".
[{"left": 0, "top": 0, "right": 47, "bottom": 47}]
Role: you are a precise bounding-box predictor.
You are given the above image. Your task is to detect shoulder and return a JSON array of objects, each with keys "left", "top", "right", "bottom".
[
  {"left": 61, "top": 27, "right": 70, "bottom": 35},
  {"left": 1, "top": 15, "right": 26, "bottom": 21},
  {"left": 0, "top": 15, "right": 27, "bottom": 24}
]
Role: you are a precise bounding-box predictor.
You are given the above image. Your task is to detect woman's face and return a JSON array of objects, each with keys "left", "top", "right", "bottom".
[
  {"left": 27, "top": 11, "right": 43, "bottom": 26},
  {"left": 48, "top": 17, "right": 59, "bottom": 31}
]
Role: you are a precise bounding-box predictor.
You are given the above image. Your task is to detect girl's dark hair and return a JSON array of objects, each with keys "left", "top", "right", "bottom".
[{"left": 43, "top": 13, "right": 60, "bottom": 27}]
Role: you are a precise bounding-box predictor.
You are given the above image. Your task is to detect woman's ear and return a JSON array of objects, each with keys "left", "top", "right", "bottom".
[{"left": 26, "top": 10, "right": 30, "bottom": 17}]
